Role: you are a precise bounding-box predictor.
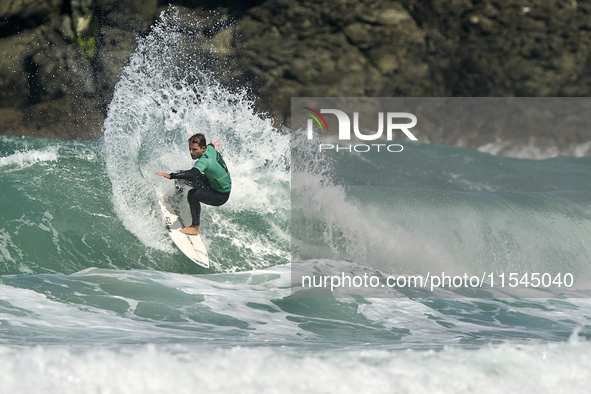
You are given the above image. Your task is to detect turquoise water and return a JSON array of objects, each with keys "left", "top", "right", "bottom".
[
  {"left": 2, "top": 9, "right": 591, "bottom": 393},
  {"left": 292, "top": 141, "right": 591, "bottom": 296}
]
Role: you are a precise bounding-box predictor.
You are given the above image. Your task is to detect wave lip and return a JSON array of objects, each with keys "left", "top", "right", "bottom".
[
  {"left": 477, "top": 138, "right": 591, "bottom": 159},
  {"left": 0, "top": 147, "right": 58, "bottom": 169}
]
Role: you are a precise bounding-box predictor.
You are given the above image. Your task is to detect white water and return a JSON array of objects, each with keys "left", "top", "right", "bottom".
[
  {"left": 0, "top": 146, "right": 58, "bottom": 169},
  {"left": 2, "top": 338, "right": 591, "bottom": 394},
  {"left": 102, "top": 10, "right": 290, "bottom": 270}
]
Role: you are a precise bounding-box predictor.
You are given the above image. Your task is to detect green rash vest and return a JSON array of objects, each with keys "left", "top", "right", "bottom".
[{"left": 193, "top": 145, "right": 232, "bottom": 193}]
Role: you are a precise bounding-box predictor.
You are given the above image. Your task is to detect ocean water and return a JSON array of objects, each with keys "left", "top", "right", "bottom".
[{"left": 2, "top": 9, "right": 591, "bottom": 394}]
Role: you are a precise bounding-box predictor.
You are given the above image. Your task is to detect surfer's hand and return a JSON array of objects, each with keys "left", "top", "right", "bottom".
[
  {"left": 212, "top": 140, "right": 221, "bottom": 150},
  {"left": 156, "top": 172, "right": 171, "bottom": 179}
]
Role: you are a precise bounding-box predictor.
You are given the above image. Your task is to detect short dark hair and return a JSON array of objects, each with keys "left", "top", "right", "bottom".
[{"left": 188, "top": 133, "right": 206, "bottom": 147}]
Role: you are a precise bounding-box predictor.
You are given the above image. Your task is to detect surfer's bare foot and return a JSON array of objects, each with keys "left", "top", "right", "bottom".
[{"left": 180, "top": 226, "right": 200, "bottom": 235}]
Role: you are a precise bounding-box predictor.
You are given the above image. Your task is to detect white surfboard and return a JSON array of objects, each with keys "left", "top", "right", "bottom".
[{"left": 158, "top": 186, "right": 210, "bottom": 268}]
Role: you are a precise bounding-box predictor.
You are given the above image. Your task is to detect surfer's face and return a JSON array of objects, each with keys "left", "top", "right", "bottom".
[{"left": 189, "top": 143, "right": 206, "bottom": 159}]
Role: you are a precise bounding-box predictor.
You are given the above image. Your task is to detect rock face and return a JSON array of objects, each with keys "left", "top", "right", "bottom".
[
  {"left": 232, "top": 0, "right": 436, "bottom": 125},
  {"left": 1, "top": 0, "right": 591, "bottom": 153},
  {"left": 229, "top": 0, "right": 591, "bottom": 152},
  {"left": 0, "top": 0, "right": 157, "bottom": 139}
]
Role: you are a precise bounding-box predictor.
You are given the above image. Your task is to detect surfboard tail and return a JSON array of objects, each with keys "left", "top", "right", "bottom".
[{"left": 159, "top": 197, "right": 210, "bottom": 269}]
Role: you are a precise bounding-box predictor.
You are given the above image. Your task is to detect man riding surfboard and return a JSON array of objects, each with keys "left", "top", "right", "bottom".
[{"left": 156, "top": 133, "right": 231, "bottom": 236}]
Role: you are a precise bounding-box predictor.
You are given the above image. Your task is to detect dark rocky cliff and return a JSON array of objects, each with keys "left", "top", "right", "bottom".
[
  {"left": 0, "top": 0, "right": 160, "bottom": 138},
  {"left": 1, "top": 0, "right": 591, "bottom": 153}
]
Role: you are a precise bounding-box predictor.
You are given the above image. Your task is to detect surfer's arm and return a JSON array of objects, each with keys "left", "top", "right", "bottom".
[
  {"left": 168, "top": 168, "right": 201, "bottom": 179},
  {"left": 156, "top": 168, "right": 201, "bottom": 180}
]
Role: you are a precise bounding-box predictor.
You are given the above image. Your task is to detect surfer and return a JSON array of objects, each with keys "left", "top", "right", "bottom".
[{"left": 156, "top": 133, "right": 231, "bottom": 236}]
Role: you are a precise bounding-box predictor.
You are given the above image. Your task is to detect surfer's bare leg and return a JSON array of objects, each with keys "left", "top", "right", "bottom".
[{"left": 180, "top": 226, "right": 200, "bottom": 235}]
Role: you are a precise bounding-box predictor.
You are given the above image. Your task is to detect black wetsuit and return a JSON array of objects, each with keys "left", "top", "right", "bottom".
[{"left": 169, "top": 145, "right": 231, "bottom": 227}]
